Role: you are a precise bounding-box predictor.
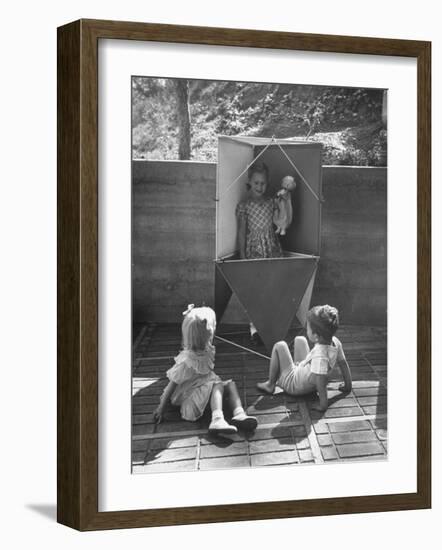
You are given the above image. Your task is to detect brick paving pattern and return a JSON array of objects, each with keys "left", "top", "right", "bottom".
[{"left": 132, "top": 324, "right": 387, "bottom": 473}]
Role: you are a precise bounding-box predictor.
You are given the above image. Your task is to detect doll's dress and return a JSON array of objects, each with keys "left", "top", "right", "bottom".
[
  {"left": 273, "top": 191, "right": 293, "bottom": 235},
  {"left": 236, "top": 198, "right": 282, "bottom": 259},
  {"left": 166, "top": 344, "right": 221, "bottom": 421}
]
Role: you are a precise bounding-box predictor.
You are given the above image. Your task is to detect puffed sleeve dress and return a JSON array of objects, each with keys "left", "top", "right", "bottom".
[{"left": 166, "top": 344, "right": 222, "bottom": 421}]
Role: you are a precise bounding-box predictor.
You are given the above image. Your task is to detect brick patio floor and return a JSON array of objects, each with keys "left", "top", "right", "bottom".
[{"left": 132, "top": 324, "right": 387, "bottom": 473}]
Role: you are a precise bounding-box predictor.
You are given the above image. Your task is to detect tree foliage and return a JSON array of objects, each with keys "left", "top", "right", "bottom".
[{"left": 132, "top": 77, "right": 386, "bottom": 166}]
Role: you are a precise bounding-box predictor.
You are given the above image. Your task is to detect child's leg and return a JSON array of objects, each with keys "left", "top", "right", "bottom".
[
  {"left": 294, "top": 336, "right": 309, "bottom": 363},
  {"left": 224, "top": 380, "right": 257, "bottom": 431},
  {"left": 257, "top": 341, "right": 293, "bottom": 394},
  {"left": 210, "top": 382, "right": 224, "bottom": 412},
  {"left": 208, "top": 382, "right": 237, "bottom": 434}
]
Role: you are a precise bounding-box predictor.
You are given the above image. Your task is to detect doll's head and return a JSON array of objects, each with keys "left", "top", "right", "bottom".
[
  {"left": 181, "top": 304, "right": 216, "bottom": 352},
  {"left": 247, "top": 162, "right": 269, "bottom": 197},
  {"left": 281, "top": 175, "right": 296, "bottom": 192},
  {"left": 306, "top": 305, "right": 339, "bottom": 344}
]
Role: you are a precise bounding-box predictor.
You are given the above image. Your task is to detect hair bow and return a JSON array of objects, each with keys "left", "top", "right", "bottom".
[{"left": 182, "top": 304, "right": 195, "bottom": 316}]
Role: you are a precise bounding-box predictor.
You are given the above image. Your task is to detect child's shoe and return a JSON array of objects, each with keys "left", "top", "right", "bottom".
[
  {"left": 231, "top": 411, "right": 258, "bottom": 432},
  {"left": 256, "top": 381, "right": 275, "bottom": 395},
  {"left": 208, "top": 417, "right": 238, "bottom": 435}
]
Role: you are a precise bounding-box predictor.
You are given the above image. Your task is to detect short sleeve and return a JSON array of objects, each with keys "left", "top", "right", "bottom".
[
  {"left": 310, "top": 357, "right": 330, "bottom": 376},
  {"left": 236, "top": 201, "right": 247, "bottom": 219},
  {"left": 166, "top": 361, "right": 194, "bottom": 384},
  {"left": 333, "top": 337, "right": 346, "bottom": 361}
]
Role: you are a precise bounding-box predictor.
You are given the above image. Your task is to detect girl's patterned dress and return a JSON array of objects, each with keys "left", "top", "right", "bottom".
[{"left": 236, "top": 197, "right": 282, "bottom": 259}]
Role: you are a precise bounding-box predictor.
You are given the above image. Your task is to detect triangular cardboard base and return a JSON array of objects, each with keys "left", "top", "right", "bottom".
[
  {"left": 216, "top": 257, "right": 318, "bottom": 352},
  {"left": 296, "top": 267, "right": 317, "bottom": 327},
  {"left": 214, "top": 264, "right": 232, "bottom": 323}
]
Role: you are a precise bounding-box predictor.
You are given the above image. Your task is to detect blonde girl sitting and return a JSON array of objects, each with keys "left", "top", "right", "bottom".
[
  {"left": 153, "top": 305, "right": 258, "bottom": 434},
  {"left": 257, "top": 305, "right": 352, "bottom": 412}
]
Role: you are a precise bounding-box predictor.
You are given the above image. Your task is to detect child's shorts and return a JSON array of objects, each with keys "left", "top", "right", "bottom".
[{"left": 277, "top": 364, "right": 316, "bottom": 396}]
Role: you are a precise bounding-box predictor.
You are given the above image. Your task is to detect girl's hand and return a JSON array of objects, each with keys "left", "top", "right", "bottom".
[{"left": 153, "top": 406, "right": 164, "bottom": 424}]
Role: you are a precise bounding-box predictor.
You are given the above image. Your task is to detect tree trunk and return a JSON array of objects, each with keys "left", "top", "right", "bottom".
[
  {"left": 382, "top": 90, "right": 388, "bottom": 128},
  {"left": 174, "top": 80, "right": 191, "bottom": 159}
]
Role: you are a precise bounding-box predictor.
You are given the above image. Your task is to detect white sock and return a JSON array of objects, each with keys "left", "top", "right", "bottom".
[
  {"left": 212, "top": 409, "right": 224, "bottom": 420},
  {"left": 232, "top": 406, "right": 246, "bottom": 419}
]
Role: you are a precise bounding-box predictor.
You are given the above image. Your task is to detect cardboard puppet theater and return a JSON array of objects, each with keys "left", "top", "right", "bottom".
[{"left": 214, "top": 136, "right": 323, "bottom": 355}]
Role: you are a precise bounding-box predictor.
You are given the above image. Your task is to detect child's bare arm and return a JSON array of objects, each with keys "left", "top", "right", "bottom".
[
  {"left": 237, "top": 216, "right": 246, "bottom": 259},
  {"left": 337, "top": 359, "right": 352, "bottom": 392},
  {"left": 153, "top": 381, "right": 177, "bottom": 423}
]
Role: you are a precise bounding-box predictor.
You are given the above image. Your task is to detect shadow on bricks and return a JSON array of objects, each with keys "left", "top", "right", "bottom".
[{"left": 133, "top": 374, "right": 253, "bottom": 467}]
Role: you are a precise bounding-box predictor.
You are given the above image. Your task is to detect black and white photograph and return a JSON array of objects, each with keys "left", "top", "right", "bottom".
[
  {"left": 1, "top": 0, "right": 436, "bottom": 542},
  {"left": 131, "top": 76, "right": 388, "bottom": 473}
]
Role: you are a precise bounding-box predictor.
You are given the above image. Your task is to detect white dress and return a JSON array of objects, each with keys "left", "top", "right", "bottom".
[{"left": 166, "top": 344, "right": 221, "bottom": 421}]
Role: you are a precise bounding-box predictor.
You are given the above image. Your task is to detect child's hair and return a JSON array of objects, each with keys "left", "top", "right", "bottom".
[
  {"left": 246, "top": 161, "right": 269, "bottom": 189},
  {"left": 307, "top": 305, "right": 339, "bottom": 342},
  {"left": 181, "top": 304, "right": 216, "bottom": 352}
]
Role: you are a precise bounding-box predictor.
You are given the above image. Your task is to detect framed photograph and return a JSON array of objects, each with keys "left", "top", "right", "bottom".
[{"left": 57, "top": 19, "right": 431, "bottom": 530}]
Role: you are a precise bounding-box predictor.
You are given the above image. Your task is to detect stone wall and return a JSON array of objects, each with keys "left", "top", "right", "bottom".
[{"left": 132, "top": 160, "right": 386, "bottom": 325}]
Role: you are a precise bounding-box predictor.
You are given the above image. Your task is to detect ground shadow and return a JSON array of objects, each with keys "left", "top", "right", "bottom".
[
  {"left": 132, "top": 370, "right": 254, "bottom": 467},
  {"left": 25, "top": 504, "right": 57, "bottom": 521},
  {"left": 132, "top": 323, "right": 388, "bottom": 469}
]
